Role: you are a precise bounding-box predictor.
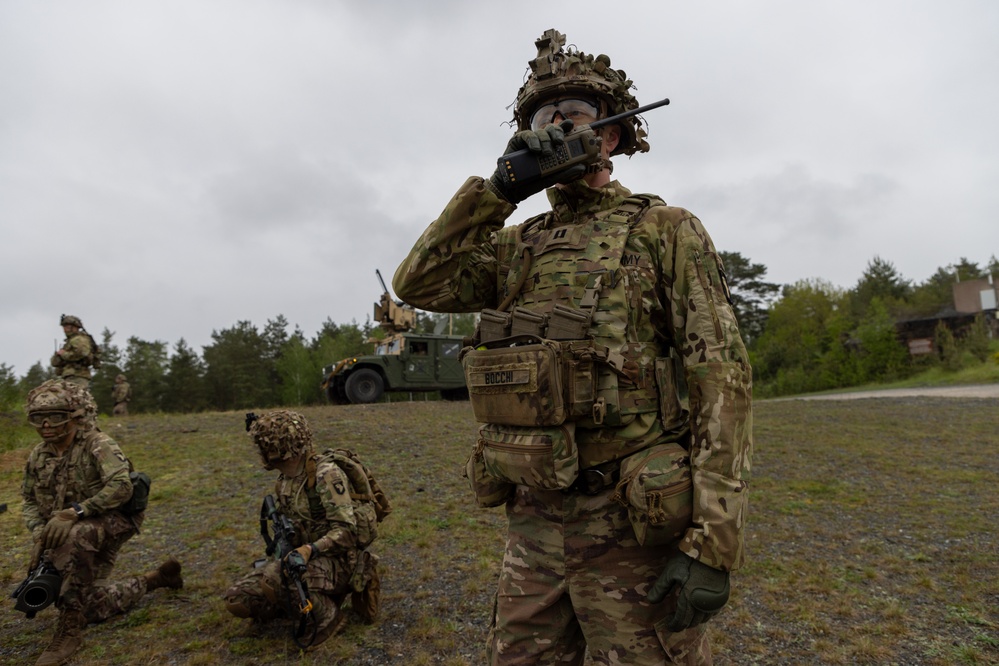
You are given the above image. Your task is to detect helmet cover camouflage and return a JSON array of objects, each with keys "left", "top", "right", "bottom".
[
  {"left": 60, "top": 314, "right": 84, "bottom": 328},
  {"left": 248, "top": 410, "right": 313, "bottom": 467},
  {"left": 115, "top": 374, "right": 127, "bottom": 382},
  {"left": 26, "top": 379, "right": 97, "bottom": 425},
  {"left": 513, "top": 29, "right": 649, "bottom": 156}
]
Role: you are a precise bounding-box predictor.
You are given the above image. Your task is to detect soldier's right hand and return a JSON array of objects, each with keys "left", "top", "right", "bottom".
[
  {"left": 488, "top": 119, "right": 585, "bottom": 204},
  {"left": 41, "top": 508, "right": 79, "bottom": 550}
]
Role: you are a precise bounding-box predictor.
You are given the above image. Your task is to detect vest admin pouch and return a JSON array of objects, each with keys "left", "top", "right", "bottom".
[
  {"left": 463, "top": 441, "right": 516, "bottom": 508},
  {"left": 478, "top": 421, "right": 578, "bottom": 490},
  {"left": 612, "top": 442, "right": 693, "bottom": 547}
]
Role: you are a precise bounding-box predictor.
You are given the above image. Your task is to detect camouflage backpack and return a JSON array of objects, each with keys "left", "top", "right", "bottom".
[
  {"left": 308, "top": 448, "right": 392, "bottom": 547},
  {"left": 87, "top": 332, "right": 102, "bottom": 369}
]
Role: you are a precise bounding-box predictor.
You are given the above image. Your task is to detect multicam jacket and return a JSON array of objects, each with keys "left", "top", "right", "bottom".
[
  {"left": 22, "top": 428, "right": 134, "bottom": 537},
  {"left": 393, "top": 176, "right": 753, "bottom": 572},
  {"left": 51, "top": 332, "right": 94, "bottom": 379},
  {"left": 272, "top": 454, "right": 359, "bottom": 592}
]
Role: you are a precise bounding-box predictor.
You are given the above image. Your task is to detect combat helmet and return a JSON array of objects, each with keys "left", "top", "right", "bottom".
[
  {"left": 246, "top": 410, "right": 313, "bottom": 468},
  {"left": 512, "top": 29, "right": 649, "bottom": 156},
  {"left": 26, "top": 379, "right": 97, "bottom": 427},
  {"left": 60, "top": 314, "right": 84, "bottom": 329}
]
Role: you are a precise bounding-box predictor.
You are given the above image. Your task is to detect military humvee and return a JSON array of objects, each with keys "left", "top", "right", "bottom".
[{"left": 321, "top": 272, "right": 469, "bottom": 405}]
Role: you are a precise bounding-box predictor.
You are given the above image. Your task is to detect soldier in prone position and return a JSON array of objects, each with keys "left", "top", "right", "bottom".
[
  {"left": 224, "top": 411, "right": 381, "bottom": 649},
  {"left": 20, "top": 379, "right": 182, "bottom": 666},
  {"left": 393, "top": 29, "right": 753, "bottom": 665}
]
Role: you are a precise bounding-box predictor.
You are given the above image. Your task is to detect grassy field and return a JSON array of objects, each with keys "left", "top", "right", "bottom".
[{"left": 1, "top": 396, "right": 997, "bottom": 665}]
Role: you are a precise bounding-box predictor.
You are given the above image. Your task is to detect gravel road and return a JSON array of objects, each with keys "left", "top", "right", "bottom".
[{"left": 773, "top": 383, "right": 999, "bottom": 401}]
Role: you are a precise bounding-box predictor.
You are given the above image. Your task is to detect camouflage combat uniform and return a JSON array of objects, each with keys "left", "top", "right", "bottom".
[
  {"left": 112, "top": 377, "right": 131, "bottom": 416},
  {"left": 22, "top": 427, "right": 149, "bottom": 624},
  {"left": 224, "top": 453, "right": 378, "bottom": 643},
  {"left": 394, "top": 175, "right": 753, "bottom": 665},
  {"left": 51, "top": 330, "right": 94, "bottom": 388}
]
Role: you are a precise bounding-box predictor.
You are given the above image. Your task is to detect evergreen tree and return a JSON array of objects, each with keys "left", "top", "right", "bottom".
[
  {"left": 963, "top": 313, "right": 991, "bottom": 363},
  {"left": 854, "top": 298, "right": 910, "bottom": 381},
  {"left": 90, "top": 328, "right": 122, "bottom": 415},
  {"left": 934, "top": 321, "right": 962, "bottom": 371},
  {"left": 123, "top": 337, "right": 169, "bottom": 413},
  {"left": 718, "top": 251, "right": 780, "bottom": 346},
  {"left": 850, "top": 256, "right": 911, "bottom": 320},
  {"left": 162, "top": 339, "right": 209, "bottom": 413},
  {"left": 276, "top": 330, "right": 317, "bottom": 406},
  {"left": 202, "top": 321, "right": 273, "bottom": 410}
]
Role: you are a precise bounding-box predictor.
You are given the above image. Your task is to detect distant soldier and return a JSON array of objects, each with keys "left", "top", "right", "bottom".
[
  {"left": 224, "top": 411, "right": 386, "bottom": 650},
  {"left": 20, "top": 379, "right": 182, "bottom": 666},
  {"left": 50, "top": 315, "right": 100, "bottom": 390},
  {"left": 112, "top": 374, "right": 132, "bottom": 416}
]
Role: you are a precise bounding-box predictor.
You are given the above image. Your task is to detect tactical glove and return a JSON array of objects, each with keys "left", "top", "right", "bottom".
[
  {"left": 41, "top": 508, "right": 79, "bottom": 550},
  {"left": 488, "top": 119, "right": 587, "bottom": 204},
  {"left": 28, "top": 537, "right": 44, "bottom": 573},
  {"left": 290, "top": 544, "right": 313, "bottom": 565},
  {"left": 648, "top": 553, "right": 730, "bottom": 632}
]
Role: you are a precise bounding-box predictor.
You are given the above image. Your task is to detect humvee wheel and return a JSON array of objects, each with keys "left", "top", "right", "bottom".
[{"left": 345, "top": 369, "right": 384, "bottom": 404}]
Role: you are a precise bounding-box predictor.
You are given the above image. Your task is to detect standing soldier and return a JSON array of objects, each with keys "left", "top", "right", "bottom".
[
  {"left": 224, "top": 411, "right": 383, "bottom": 649},
  {"left": 112, "top": 374, "right": 132, "bottom": 416},
  {"left": 393, "top": 29, "right": 753, "bottom": 665},
  {"left": 20, "top": 379, "right": 182, "bottom": 666},
  {"left": 50, "top": 315, "right": 99, "bottom": 390}
]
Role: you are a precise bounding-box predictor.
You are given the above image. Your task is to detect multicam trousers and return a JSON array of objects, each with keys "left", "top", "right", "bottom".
[
  {"left": 487, "top": 485, "right": 711, "bottom": 666},
  {"left": 223, "top": 552, "right": 357, "bottom": 642},
  {"left": 47, "top": 510, "right": 146, "bottom": 623}
]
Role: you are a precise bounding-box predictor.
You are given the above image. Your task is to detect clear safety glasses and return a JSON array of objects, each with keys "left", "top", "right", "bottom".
[
  {"left": 27, "top": 411, "right": 72, "bottom": 428},
  {"left": 529, "top": 98, "right": 600, "bottom": 130}
]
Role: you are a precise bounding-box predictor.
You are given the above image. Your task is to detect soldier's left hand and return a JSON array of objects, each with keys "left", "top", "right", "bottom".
[
  {"left": 648, "top": 553, "right": 730, "bottom": 631},
  {"left": 289, "top": 544, "right": 313, "bottom": 565},
  {"left": 41, "top": 508, "right": 79, "bottom": 550}
]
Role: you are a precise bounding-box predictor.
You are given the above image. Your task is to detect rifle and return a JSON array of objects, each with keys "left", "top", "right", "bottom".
[
  {"left": 11, "top": 557, "right": 62, "bottom": 618},
  {"left": 260, "top": 494, "right": 317, "bottom": 648}
]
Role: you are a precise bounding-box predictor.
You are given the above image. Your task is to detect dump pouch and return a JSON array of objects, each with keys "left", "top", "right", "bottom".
[
  {"left": 120, "top": 471, "right": 151, "bottom": 516},
  {"left": 463, "top": 441, "right": 516, "bottom": 508},
  {"left": 612, "top": 442, "right": 692, "bottom": 547},
  {"left": 477, "top": 422, "right": 578, "bottom": 490}
]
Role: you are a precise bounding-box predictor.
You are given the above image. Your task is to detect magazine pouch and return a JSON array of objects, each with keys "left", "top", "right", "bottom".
[
  {"left": 612, "top": 442, "right": 692, "bottom": 547},
  {"left": 477, "top": 422, "right": 578, "bottom": 490}
]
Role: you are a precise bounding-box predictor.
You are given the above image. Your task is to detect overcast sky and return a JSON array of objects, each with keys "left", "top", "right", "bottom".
[{"left": 2, "top": 0, "right": 997, "bottom": 376}]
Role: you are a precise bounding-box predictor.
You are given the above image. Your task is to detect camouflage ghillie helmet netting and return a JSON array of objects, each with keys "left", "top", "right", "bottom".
[
  {"left": 116, "top": 374, "right": 127, "bottom": 382},
  {"left": 247, "top": 410, "right": 314, "bottom": 466},
  {"left": 60, "top": 314, "right": 84, "bottom": 328},
  {"left": 26, "top": 379, "right": 97, "bottom": 425},
  {"left": 513, "top": 28, "right": 649, "bottom": 157}
]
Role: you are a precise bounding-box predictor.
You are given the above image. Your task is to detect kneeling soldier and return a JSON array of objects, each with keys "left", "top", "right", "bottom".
[
  {"left": 20, "top": 379, "right": 182, "bottom": 666},
  {"left": 224, "top": 410, "right": 382, "bottom": 649}
]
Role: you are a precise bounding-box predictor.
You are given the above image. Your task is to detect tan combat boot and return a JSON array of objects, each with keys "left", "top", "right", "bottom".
[
  {"left": 36, "top": 609, "right": 86, "bottom": 666},
  {"left": 144, "top": 558, "right": 184, "bottom": 591}
]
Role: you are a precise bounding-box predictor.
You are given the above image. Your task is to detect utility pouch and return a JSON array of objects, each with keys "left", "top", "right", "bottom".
[
  {"left": 463, "top": 440, "right": 516, "bottom": 507},
  {"left": 477, "top": 422, "right": 578, "bottom": 490},
  {"left": 462, "top": 336, "right": 567, "bottom": 426},
  {"left": 612, "top": 442, "right": 692, "bottom": 547},
  {"left": 478, "top": 309, "right": 511, "bottom": 344},
  {"left": 120, "top": 471, "right": 151, "bottom": 515}
]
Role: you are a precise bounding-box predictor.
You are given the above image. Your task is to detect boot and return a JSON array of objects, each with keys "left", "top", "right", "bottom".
[
  {"left": 307, "top": 604, "right": 348, "bottom": 649},
  {"left": 351, "top": 559, "right": 381, "bottom": 623},
  {"left": 144, "top": 558, "right": 183, "bottom": 591},
  {"left": 36, "top": 609, "right": 86, "bottom": 666}
]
